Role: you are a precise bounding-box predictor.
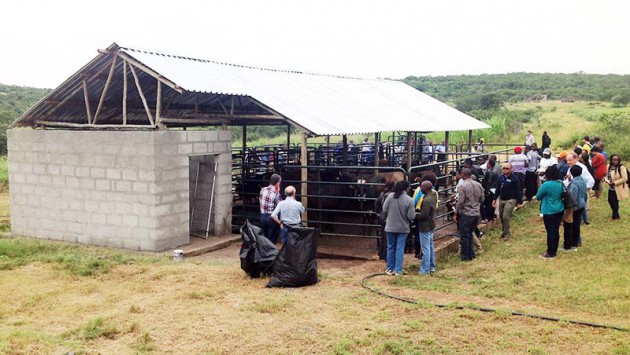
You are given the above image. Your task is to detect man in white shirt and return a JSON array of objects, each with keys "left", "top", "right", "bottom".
[
  {"left": 565, "top": 152, "right": 594, "bottom": 189},
  {"left": 525, "top": 130, "right": 535, "bottom": 147}
]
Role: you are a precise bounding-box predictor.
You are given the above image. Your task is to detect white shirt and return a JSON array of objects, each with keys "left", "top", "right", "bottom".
[
  {"left": 526, "top": 134, "right": 535, "bottom": 146},
  {"left": 538, "top": 157, "right": 558, "bottom": 174},
  {"left": 564, "top": 162, "right": 594, "bottom": 189}
]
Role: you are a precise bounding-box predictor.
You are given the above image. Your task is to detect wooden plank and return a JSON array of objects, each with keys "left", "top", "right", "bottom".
[
  {"left": 36, "top": 120, "right": 154, "bottom": 129},
  {"left": 93, "top": 56, "right": 117, "bottom": 124},
  {"left": 123, "top": 60, "right": 127, "bottom": 125},
  {"left": 82, "top": 80, "right": 92, "bottom": 124},
  {"left": 301, "top": 132, "right": 308, "bottom": 222},
  {"left": 128, "top": 63, "right": 155, "bottom": 126},
  {"left": 116, "top": 51, "right": 183, "bottom": 93},
  {"left": 230, "top": 96, "right": 235, "bottom": 116},
  {"left": 156, "top": 80, "right": 163, "bottom": 129}
]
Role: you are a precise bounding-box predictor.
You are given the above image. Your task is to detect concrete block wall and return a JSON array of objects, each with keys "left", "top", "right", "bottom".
[{"left": 7, "top": 129, "right": 232, "bottom": 251}]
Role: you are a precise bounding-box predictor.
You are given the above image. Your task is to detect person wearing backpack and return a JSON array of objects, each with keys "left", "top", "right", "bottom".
[
  {"left": 561, "top": 165, "right": 587, "bottom": 252},
  {"left": 604, "top": 154, "right": 629, "bottom": 221},
  {"left": 534, "top": 165, "right": 564, "bottom": 259}
]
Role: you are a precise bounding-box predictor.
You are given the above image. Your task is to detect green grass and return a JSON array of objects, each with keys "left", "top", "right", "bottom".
[
  {"left": 0, "top": 156, "right": 7, "bottom": 190},
  {"left": 0, "top": 236, "right": 163, "bottom": 276},
  {"left": 392, "top": 190, "right": 630, "bottom": 327}
]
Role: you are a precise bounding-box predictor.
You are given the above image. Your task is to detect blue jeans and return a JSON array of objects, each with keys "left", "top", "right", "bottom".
[
  {"left": 386, "top": 232, "right": 407, "bottom": 274},
  {"left": 419, "top": 229, "right": 436, "bottom": 274},
  {"left": 260, "top": 214, "right": 279, "bottom": 244}
]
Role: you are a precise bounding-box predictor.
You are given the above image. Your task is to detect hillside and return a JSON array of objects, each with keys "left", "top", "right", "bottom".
[{"left": 0, "top": 83, "right": 50, "bottom": 155}]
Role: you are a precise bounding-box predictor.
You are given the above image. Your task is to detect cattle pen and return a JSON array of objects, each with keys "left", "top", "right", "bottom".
[{"left": 9, "top": 42, "right": 493, "bottom": 254}]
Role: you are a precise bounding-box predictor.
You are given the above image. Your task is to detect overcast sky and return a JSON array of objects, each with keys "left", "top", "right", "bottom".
[{"left": 1, "top": 0, "right": 629, "bottom": 89}]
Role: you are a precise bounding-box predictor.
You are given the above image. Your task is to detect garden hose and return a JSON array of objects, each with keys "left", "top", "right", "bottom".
[{"left": 359, "top": 273, "right": 628, "bottom": 332}]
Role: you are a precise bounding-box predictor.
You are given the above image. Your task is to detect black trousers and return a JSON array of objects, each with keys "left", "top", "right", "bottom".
[
  {"left": 563, "top": 208, "right": 583, "bottom": 249},
  {"left": 524, "top": 171, "right": 538, "bottom": 201},
  {"left": 608, "top": 189, "right": 620, "bottom": 219},
  {"left": 459, "top": 214, "right": 478, "bottom": 261},
  {"left": 543, "top": 211, "right": 563, "bottom": 257}
]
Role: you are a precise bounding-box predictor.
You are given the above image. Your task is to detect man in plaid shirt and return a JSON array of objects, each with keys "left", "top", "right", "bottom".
[{"left": 259, "top": 174, "right": 282, "bottom": 243}]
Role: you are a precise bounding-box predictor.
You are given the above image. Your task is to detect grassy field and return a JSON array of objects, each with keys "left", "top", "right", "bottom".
[
  {"left": 0, "top": 189, "right": 629, "bottom": 353},
  {"left": 1, "top": 100, "right": 630, "bottom": 353}
]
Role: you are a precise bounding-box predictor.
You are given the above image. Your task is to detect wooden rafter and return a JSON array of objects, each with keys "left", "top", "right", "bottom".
[
  {"left": 128, "top": 63, "right": 155, "bottom": 126},
  {"left": 93, "top": 55, "right": 117, "bottom": 124},
  {"left": 156, "top": 80, "right": 163, "bottom": 129},
  {"left": 36, "top": 120, "right": 153, "bottom": 129},
  {"left": 114, "top": 50, "right": 183, "bottom": 94},
  {"left": 123, "top": 60, "right": 127, "bottom": 125},
  {"left": 82, "top": 80, "right": 92, "bottom": 124}
]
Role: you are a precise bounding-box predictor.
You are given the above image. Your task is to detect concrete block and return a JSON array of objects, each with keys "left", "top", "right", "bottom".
[
  {"left": 26, "top": 174, "right": 38, "bottom": 184},
  {"left": 85, "top": 201, "right": 99, "bottom": 212},
  {"left": 75, "top": 167, "right": 90, "bottom": 177},
  {"left": 69, "top": 200, "right": 84, "bottom": 211},
  {"left": 80, "top": 178, "right": 95, "bottom": 190},
  {"left": 212, "top": 142, "right": 227, "bottom": 153},
  {"left": 62, "top": 210, "right": 78, "bottom": 222},
  {"left": 187, "top": 131, "right": 204, "bottom": 142},
  {"left": 161, "top": 144, "right": 178, "bottom": 155},
  {"left": 115, "top": 180, "right": 132, "bottom": 192},
  {"left": 33, "top": 164, "right": 45, "bottom": 174},
  {"left": 107, "top": 215, "right": 122, "bottom": 225},
  {"left": 203, "top": 130, "right": 219, "bottom": 142},
  {"left": 131, "top": 204, "right": 149, "bottom": 217},
  {"left": 132, "top": 182, "right": 148, "bottom": 193},
  {"left": 99, "top": 202, "right": 115, "bottom": 214},
  {"left": 178, "top": 144, "right": 193, "bottom": 155},
  {"left": 137, "top": 145, "right": 155, "bottom": 156},
  {"left": 115, "top": 202, "right": 132, "bottom": 215},
  {"left": 106, "top": 168, "right": 122, "bottom": 180},
  {"left": 138, "top": 170, "right": 154, "bottom": 181},
  {"left": 219, "top": 130, "right": 232, "bottom": 141},
  {"left": 66, "top": 177, "right": 80, "bottom": 189},
  {"left": 91, "top": 167, "right": 106, "bottom": 178},
  {"left": 122, "top": 169, "right": 138, "bottom": 181},
  {"left": 38, "top": 175, "right": 53, "bottom": 185},
  {"left": 153, "top": 204, "right": 172, "bottom": 217},
  {"left": 95, "top": 180, "right": 111, "bottom": 191},
  {"left": 122, "top": 215, "right": 139, "bottom": 227},
  {"left": 90, "top": 213, "right": 107, "bottom": 225},
  {"left": 139, "top": 217, "right": 156, "bottom": 229},
  {"left": 139, "top": 239, "right": 156, "bottom": 251},
  {"left": 193, "top": 143, "right": 208, "bottom": 153}
]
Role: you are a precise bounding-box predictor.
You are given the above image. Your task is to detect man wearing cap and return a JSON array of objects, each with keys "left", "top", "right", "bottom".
[
  {"left": 557, "top": 151, "right": 569, "bottom": 176},
  {"left": 508, "top": 146, "right": 529, "bottom": 189},
  {"left": 538, "top": 148, "right": 558, "bottom": 183},
  {"left": 493, "top": 163, "right": 523, "bottom": 240}
]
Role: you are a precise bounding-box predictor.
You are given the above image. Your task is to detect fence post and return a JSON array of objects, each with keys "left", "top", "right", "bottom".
[{"left": 301, "top": 132, "right": 308, "bottom": 222}]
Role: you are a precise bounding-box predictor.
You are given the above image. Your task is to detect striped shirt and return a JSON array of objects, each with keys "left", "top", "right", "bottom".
[{"left": 259, "top": 185, "right": 281, "bottom": 214}]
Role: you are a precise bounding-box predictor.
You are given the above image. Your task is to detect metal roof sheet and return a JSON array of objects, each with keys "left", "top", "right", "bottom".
[{"left": 119, "top": 46, "right": 490, "bottom": 136}]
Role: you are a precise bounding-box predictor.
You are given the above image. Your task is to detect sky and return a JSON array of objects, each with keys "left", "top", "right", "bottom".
[{"left": 1, "top": 0, "right": 629, "bottom": 89}]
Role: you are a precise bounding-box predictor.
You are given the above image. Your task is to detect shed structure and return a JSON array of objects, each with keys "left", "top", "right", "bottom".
[{"left": 8, "top": 43, "right": 489, "bottom": 251}]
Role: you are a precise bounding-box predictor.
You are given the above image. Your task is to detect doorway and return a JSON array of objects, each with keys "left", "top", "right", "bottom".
[{"left": 189, "top": 155, "right": 218, "bottom": 239}]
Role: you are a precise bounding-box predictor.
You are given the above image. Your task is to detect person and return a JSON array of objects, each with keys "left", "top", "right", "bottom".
[
  {"left": 454, "top": 168, "right": 484, "bottom": 261},
  {"left": 581, "top": 136, "right": 592, "bottom": 154},
  {"left": 534, "top": 165, "right": 564, "bottom": 259},
  {"left": 596, "top": 142, "right": 608, "bottom": 161},
  {"left": 541, "top": 131, "right": 551, "bottom": 151},
  {"left": 412, "top": 174, "right": 439, "bottom": 259},
  {"left": 573, "top": 152, "right": 595, "bottom": 225},
  {"left": 259, "top": 174, "right": 282, "bottom": 243},
  {"left": 481, "top": 159, "right": 499, "bottom": 222},
  {"left": 561, "top": 165, "right": 587, "bottom": 252},
  {"left": 477, "top": 138, "right": 485, "bottom": 153},
  {"left": 382, "top": 180, "right": 416, "bottom": 276},
  {"left": 271, "top": 185, "right": 305, "bottom": 244},
  {"left": 415, "top": 181, "right": 437, "bottom": 275},
  {"left": 375, "top": 181, "right": 395, "bottom": 260},
  {"left": 436, "top": 141, "right": 446, "bottom": 162},
  {"left": 493, "top": 163, "right": 523, "bottom": 240},
  {"left": 604, "top": 154, "right": 629, "bottom": 221},
  {"left": 508, "top": 146, "right": 529, "bottom": 186},
  {"left": 557, "top": 151, "right": 569, "bottom": 177},
  {"left": 590, "top": 145, "right": 607, "bottom": 198},
  {"left": 525, "top": 130, "right": 535, "bottom": 147},
  {"left": 524, "top": 144, "right": 541, "bottom": 201},
  {"left": 538, "top": 148, "right": 558, "bottom": 182}
]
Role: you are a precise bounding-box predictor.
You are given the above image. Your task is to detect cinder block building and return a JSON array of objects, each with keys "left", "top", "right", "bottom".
[{"left": 9, "top": 43, "right": 489, "bottom": 252}]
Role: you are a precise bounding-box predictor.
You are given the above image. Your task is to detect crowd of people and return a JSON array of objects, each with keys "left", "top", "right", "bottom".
[{"left": 256, "top": 131, "right": 628, "bottom": 276}]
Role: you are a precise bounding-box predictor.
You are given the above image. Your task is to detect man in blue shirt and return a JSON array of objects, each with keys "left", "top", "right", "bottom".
[
  {"left": 271, "top": 185, "right": 305, "bottom": 244},
  {"left": 493, "top": 163, "right": 523, "bottom": 240}
]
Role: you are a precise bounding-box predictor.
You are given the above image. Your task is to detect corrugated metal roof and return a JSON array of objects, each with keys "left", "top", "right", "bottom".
[{"left": 118, "top": 46, "right": 490, "bottom": 135}]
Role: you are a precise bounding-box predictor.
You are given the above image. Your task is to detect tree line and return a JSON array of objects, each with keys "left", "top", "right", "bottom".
[{"left": 1, "top": 72, "right": 630, "bottom": 153}]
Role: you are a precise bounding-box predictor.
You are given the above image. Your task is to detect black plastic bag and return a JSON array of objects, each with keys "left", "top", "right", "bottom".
[
  {"left": 240, "top": 220, "right": 278, "bottom": 278},
  {"left": 267, "top": 226, "right": 319, "bottom": 288}
]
